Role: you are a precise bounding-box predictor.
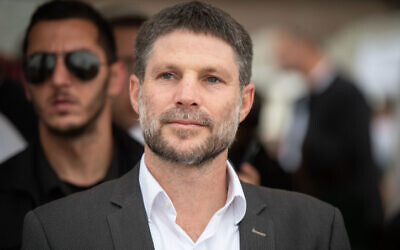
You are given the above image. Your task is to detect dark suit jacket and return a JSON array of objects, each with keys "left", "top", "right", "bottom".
[
  {"left": 22, "top": 164, "right": 350, "bottom": 249},
  {"left": 0, "top": 126, "right": 143, "bottom": 250},
  {"left": 293, "top": 75, "right": 383, "bottom": 249}
]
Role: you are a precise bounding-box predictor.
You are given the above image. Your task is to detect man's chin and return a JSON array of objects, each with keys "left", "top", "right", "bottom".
[
  {"left": 147, "top": 136, "right": 227, "bottom": 167},
  {"left": 155, "top": 149, "right": 216, "bottom": 166},
  {"left": 45, "top": 123, "right": 91, "bottom": 138}
]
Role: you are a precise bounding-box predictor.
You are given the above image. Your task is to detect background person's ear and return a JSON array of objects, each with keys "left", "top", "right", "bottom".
[
  {"left": 107, "top": 61, "right": 126, "bottom": 97},
  {"left": 22, "top": 78, "right": 32, "bottom": 102}
]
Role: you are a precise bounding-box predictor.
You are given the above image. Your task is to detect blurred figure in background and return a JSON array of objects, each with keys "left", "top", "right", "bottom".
[
  {"left": 383, "top": 210, "right": 400, "bottom": 250},
  {"left": 0, "top": 1, "right": 143, "bottom": 249},
  {"left": 0, "top": 111, "right": 26, "bottom": 163},
  {"left": 101, "top": 4, "right": 147, "bottom": 145},
  {"left": 229, "top": 91, "right": 292, "bottom": 189},
  {"left": 0, "top": 55, "right": 37, "bottom": 162},
  {"left": 275, "top": 27, "right": 383, "bottom": 250}
]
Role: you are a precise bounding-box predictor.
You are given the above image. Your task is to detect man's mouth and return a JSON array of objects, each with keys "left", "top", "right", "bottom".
[
  {"left": 159, "top": 108, "right": 214, "bottom": 129},
  {"left": 51, "top": 97, "right": 76, "bottom": 110},
  {"left": 168, "top": 119, "right": 205, "bottom": 127}
]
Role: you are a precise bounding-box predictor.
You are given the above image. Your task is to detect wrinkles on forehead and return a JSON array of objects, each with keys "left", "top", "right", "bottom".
[{"left": 143, "top": 29, "right": 239, "bottom": 83}]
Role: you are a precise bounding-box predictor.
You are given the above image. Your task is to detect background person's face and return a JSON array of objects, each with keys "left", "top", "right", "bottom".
[
  {"left": 25, "top": 19, "right": 112, "bottom": 136},
  {"left": 132, "top": 30, "right": 254, "bottom": 165},
  {"left": 112, "top": 26, "right": 140, "bottom": 125}
]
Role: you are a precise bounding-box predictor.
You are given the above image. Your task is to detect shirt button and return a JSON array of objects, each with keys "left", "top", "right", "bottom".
[{"left": 165, "top": 201, "right": 170, "bottom": 209}]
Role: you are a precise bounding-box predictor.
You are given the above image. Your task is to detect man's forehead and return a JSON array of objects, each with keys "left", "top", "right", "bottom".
[
  {"left": 150, "top": 29, "right": 237, "bottom": 64},
  {"left": 27, "top": 18, "right": 101, "bottom": 54},
  {"left": 153, "top": 28, "right": 228, "bottom": 46}
]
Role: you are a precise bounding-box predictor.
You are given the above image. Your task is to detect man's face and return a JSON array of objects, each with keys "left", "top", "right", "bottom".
[
  {"left": 112, "top": 26, "right": 140, "bottom": 124},
  {"left": 114, "top": 26, "right": 140, "bottom": 73},
  {"left": 274, "top": 31, "right": 307, "bottom": 71},
  {"left": 130, "top": 30, "right": 254, "bottom": 165},
  {"left": 25, "top": 19, "right": 113, "bottom": 136}
]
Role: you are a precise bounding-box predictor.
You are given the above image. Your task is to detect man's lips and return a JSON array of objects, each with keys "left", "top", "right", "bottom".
[
  {"left": 51, "top": 98, "right": 76, "bottom": 110},
  {"left": 167, "top": 119, "right": 205, "bottom": 127}
]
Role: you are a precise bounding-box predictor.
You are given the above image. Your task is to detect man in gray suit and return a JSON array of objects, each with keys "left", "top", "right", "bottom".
[{"left": 22, "top": 1, "right": 350, "bottom": 249}]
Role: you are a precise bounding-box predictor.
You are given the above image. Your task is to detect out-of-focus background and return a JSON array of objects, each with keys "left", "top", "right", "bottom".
[{"left": 1, "top": 0, "right": 399, "bottom": 246}]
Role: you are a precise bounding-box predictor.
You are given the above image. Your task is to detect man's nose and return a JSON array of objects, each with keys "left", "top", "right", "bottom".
[
  {"left": 174, "top": 76, "right": 201, "bottom": 107},
  {"left": 50, "top": 57, "right": 73, "bottom": 87}
]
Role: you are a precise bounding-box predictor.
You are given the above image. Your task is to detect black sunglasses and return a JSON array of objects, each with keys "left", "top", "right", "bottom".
[{"left": 23, "top": 50, "right": 104, "bottom": 85}]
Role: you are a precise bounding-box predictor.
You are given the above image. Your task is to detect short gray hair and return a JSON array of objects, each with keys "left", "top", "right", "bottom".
[{"left": 133, "top": 1, "right": 252, "bottom": 87}]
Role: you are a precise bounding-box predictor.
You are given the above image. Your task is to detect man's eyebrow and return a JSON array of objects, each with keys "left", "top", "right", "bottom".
[
  {"left": 149, "top": 64, "right": 178, "bottom": 76},
  {"left": 201, "top": 67, "right": 233, "bottom": 80},
  {"left": 149, "top": 65, "right": 235, "bottom": 81}
]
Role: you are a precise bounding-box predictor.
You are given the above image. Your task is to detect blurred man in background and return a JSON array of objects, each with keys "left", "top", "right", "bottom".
[
  {"left": 102, "top": 4, "right": 147, "bottom": 145},
  {"left": 276, "top": 27, "right": 383, "bottom": 250},
  {"left": 0, "top": 1, "right": 143, "bottom": 249},
  {"left": 0, "top": 58, "right": 37, "bottom": 162},
  {"left": 229, "top": 91, "right": 292, "bottom": 189}
]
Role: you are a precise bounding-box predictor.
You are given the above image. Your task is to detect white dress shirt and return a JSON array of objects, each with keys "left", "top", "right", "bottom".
[{"left": 139, "top": 155, "right": 247, "bottom": 250}]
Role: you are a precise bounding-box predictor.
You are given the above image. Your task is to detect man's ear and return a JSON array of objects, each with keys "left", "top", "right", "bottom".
[
  {"left": 22, "top": 79, "right": 32, "bottom": 101},
  {"left": 129, "top": 74, "right": 140, "bottom": 114},
  {"left": 239, "top": 83, "right": 255, "bottom": 123},
  {"left": 107, "top": 61, "right": 126, "bottom": 97}
]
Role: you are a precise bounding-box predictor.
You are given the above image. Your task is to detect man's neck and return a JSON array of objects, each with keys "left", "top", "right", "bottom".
[
  {"left": 144, "top": 147, "right": 229, "bottom": 242},
  {"left": 39, "top": 117, "right": 114, "bottom": 187}
]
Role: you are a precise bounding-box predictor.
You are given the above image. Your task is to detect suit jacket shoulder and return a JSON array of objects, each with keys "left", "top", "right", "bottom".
[
  {"left": 22, "top": 165, "right": 154, "bottom": 250},
  {"left": 22, "top": 167, "right": 350, "bottom": 250},
  {"left": 239, "top": 183, "right": 351, "bottom": 250}
]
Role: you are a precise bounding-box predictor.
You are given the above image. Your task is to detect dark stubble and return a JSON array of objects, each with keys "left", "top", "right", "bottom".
[{"left": 32, "top": 74, "right": 110, "bottom": 138}]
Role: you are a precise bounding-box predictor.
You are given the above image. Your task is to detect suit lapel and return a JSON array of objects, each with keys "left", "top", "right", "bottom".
[
  {"left": 105, "top": 166, "right": 276, "bottom": 249},
  {"left": 239, "top": 183, "right": 275, "bottom": 250},
  {"left": 107, "top": 165, "right": 155, "bottom": 250}
]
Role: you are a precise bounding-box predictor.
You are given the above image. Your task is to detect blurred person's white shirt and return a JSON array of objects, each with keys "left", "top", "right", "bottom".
[
  {"left": 0, "top": 112, "right": 26, "bottom": 163},
  {"left": 128, "top": 124, "right": 144, "bottom": 145}
]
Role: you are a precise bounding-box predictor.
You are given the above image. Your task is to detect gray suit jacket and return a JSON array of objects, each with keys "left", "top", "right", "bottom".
[{"left": 22, "top": 165, "right": 350, "bottom": 249}]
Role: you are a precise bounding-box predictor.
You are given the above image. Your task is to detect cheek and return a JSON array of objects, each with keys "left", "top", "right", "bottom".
[
  {"left": 85, "top": 84, "right": 109, "bottom": 108},
  {"left": 141, "top": 87, "right": 169, "bottom": 113},
  {"left": 29, "top": 87, "right": 50, "bottom": 105},
  {"left": 220, "top": 97, "right": 241, "bottom": 124}
]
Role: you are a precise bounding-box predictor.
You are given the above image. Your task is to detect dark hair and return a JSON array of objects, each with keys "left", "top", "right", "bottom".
[
  {"left": 134, "top": 1, "right": 252, "bottom": 87},
  {"left": 22, "top": 0, "right": 116, "bottom": 64},
  {"left": 108, "top": 15, "right": 147, "bottom": 28}
]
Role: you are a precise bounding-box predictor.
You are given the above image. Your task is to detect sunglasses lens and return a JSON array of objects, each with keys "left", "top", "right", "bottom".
[
  {"left": 66, "top": 50, "right": 100, "bottom": 81},
  {"left": 24, "top": 53, "right": 55, "bottom": 84}
]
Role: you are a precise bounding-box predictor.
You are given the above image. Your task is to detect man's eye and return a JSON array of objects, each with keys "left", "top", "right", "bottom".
[
  {"left": 160, "top": 72, "right": 173, "bottom": 80},
  {"left": 207, "top": 76, "right": 220, "bottom": 83}
]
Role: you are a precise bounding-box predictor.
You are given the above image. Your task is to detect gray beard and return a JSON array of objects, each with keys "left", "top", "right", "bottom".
[{"left": 138, "top": 90, "right": 241, "bottom": 166}]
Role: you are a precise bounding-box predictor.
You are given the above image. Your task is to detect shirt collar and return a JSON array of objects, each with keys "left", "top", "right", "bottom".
[
  {"left": 225, "top": 160, "right": 247, "bottom": 225},
  {"left": 139, "top": 154, "right": 247, "bottom": 225},
  {"left": 139, "top": 154, "right": 166, "bottom": 221}
]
